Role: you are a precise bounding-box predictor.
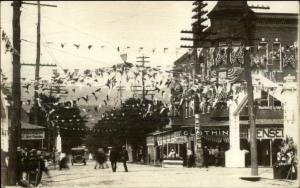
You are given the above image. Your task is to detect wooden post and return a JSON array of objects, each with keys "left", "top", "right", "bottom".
[
  {"left": 33, "top": 0, "right": 41, "bottom": 124},
  {"left": 7, "top": 0, "right": 22, "bottom": 185},
  {"left": 244, "top": 47, "right": 258, "bottom": 176}
]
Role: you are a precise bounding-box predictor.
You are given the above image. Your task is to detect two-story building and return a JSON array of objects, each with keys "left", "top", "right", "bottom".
[{"left": 146, "top": 1, "right": 298, "bottom": 168}]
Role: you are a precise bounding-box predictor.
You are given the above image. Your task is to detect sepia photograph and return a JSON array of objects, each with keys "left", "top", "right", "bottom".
[{"left": 0, "top": 0, "right": 299, "bottom": 187}]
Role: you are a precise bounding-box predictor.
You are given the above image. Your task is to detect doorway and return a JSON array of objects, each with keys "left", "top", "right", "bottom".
[{"left": 257, "top": 139, "right": 270, "bottom": 166}]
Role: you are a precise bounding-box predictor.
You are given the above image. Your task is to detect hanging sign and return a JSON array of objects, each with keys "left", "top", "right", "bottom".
[
  {"left": 22, "top": 130, "right": 45, "bottom": 140},
  {"left": 256, "top": 128, "right": 283, "bottom": 139}
]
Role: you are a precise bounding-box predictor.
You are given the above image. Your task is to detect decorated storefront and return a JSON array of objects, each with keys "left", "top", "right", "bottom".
[{"left": 147, "top": 119, "right": 284, "bottom": 167}]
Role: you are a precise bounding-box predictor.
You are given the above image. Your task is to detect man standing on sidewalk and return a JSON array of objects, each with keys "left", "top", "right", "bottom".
[{"left": 120, "top": 146, "right": 129, "bottom": 172}]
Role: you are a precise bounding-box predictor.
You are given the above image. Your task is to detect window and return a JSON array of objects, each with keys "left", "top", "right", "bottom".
[
  {"left": 185, "top": 100, "right": 188, "bottom": 118},
  {"left": 258, "top": 42, "right": 268, "bottom": 70},
  {"left": 259, "top": 90, "right": 282, "bottom": 109},
  {"left": 260, "top": 90, "right": 269, "bottom": 107},
  {"left": 272, "top": 42, "right": 282, "bottom": 71}
]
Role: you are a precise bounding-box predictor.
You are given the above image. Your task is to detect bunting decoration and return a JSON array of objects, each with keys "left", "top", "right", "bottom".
[{"left": 1, "top": 29, "right": 19, "bottom": 56}]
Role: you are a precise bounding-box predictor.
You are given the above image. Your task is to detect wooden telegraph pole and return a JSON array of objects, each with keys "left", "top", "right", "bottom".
[
  {"left": 136, "top": 56, "right": 151, "bottom": 101},
  {"left": 180, "top": 0, "right": 213, "bottom": 167},
  {"left": 242, "top": 7, "right": 258, "bottom": 176},
  {"left": 7, "top": 0, "right": 22, "bottom": 185},
  {"left": 7, "top": 1, "right": 57, "bottom": 185},
  {"left": 21, "top": 1, "right": 57, "bottom": 124}
]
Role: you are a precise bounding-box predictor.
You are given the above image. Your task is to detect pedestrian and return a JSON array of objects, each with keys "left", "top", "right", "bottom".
[
  {"left": 36, "top": 150, "right": 50, "bottom": 186},
  {"left": 203, "top": 146, "right": 209, "bottom": 168},
  {"left": 94, "top": 148, "right": 106, "bottom": 169},
  {"left": 16, "top": 147, "right": 23, "bottom": 184},
  {"left": 109, "top": 147, "right": 118, "bottom": 172},
  {"left": 27, "top": 149, "right": 40, "bottom": 186},
  {"left": 103, "top": 147, "right": 109, "bottom": 168},
  {"left": 120, "top": 146, "right": 129, "bottom": 172},
  {"left": 187, "top": 148, "right": 193, "bottom": 168},
  {"left": 214, "top": 146, "right": 220, "bottom": 166},
  {"left": 59, "top": 153, "right": 69, "bottom": 170}
]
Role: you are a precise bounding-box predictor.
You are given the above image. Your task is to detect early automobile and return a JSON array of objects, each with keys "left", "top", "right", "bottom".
[{"left": 71, "top": 147, "right": 88, "bottom": 165}]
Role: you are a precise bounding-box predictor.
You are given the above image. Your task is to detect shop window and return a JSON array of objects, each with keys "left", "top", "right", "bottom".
[
  {"left": 270, "top": 95, "right": 282, "bottom": 109},
  {"left": 258, "top": 42, "right": 268, "bottom": 70}
]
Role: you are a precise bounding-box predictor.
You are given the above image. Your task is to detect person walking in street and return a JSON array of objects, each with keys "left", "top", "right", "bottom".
[
  {"left": 94, "top": 148, "right": 106, "bottom": 169},
  {"left": 120, "top": 146, "right": 129, "bottom": 172},
  {"left": 203, "top": 146, "right": 209, "bottom": 168},
  {"left": 109, "top": 147, "right": 118, "bottom": 172}
]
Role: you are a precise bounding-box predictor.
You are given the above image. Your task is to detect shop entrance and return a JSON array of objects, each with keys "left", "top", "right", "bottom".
[
  {"left": 257, "top": 139, "right": 270, "bottom": 166},
  {"left": 243, "top": 139, "right": 283, "bottom": 167}
]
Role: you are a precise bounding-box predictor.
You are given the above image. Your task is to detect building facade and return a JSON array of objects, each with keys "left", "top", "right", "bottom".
[{"left": 146, "top": 1, "right": 298, "bottom": 168}]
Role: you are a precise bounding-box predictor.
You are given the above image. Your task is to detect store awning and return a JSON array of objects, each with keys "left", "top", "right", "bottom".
[
  {"left": 202, "top": 135, "right": 229, "bottom": 143},
  {"left": 148, "top": 130, "right": 172, "bottom": 136},
  {"left": 21, "top": 122, "right": 45, "bottom": 130}
]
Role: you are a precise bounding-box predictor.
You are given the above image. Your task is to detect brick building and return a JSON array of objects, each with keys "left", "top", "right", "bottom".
[{"left": 146, "top": 1, "right": 298, "bottom": 168}]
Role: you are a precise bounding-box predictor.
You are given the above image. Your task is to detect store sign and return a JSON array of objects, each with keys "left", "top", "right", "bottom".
[
  {"left": 156, "top": 132, "right": 187, "bottom": 145},
  {"left": 256, "top": 128, "right": 283, "bottom": 139},
  {"left": 21, "top": 130, "right": 45, "bottom": 140},
  {"left": 200, "top": 130, "right": 229, "bottom": 136},
  {"left": 182, "top": 129, "right": 229, "bottom": 137}
]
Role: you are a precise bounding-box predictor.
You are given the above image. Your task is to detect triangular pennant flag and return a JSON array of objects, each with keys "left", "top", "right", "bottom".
[{"left": 120, "top": 53, "right": 127, "bottom": 62}]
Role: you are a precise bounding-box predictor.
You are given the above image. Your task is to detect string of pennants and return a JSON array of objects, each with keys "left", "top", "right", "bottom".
[
  {"left": 20, "top": 37, "right": 183, "bottom": 55},
  {"left": 19, "top": 43, "right": 297, "bottom": 116}
]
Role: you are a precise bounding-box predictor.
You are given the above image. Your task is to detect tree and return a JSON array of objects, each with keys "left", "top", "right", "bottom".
[
  {"left": 85, "top": 97, "right": 169, "bottom": 160},
  {"left": 28, "top": 93, "right": 87, "bottom": 153}
]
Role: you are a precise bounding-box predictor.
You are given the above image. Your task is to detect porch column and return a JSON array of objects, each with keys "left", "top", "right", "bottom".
[
  {"left": 225, "top": 99, "right": 245, "bottom": 167},
  {"left": 282, "top": 75, "right": 298, "bottom": 146}
]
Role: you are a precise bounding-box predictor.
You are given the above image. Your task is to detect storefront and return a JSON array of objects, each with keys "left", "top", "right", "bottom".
[
  {"left": 146, "top": 130, "right": 188, "bottom": 164},
  {"left": 240, "top": 124, "right": 284, "bottom": 167},
  {"left": 147, "top": 120, "right": 284, "bottom": 167},
  {"left": 21, "top": 122, "right": 45, "bottom": 150}
]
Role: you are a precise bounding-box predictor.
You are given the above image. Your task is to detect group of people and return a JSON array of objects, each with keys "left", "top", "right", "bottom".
[
  {"left": 203, "top": 145, "right": 225, "bottom": 168},
  {"left": 94, "top": 146, "right": 129, "bottom": 172},
  {"left": 15, "top": 147, "right": 50, "bottom": 187}
]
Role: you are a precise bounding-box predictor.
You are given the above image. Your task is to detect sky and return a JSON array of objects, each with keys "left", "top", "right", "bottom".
[{"left": 1, "top": 1, "right": 299, "bottom": 82}]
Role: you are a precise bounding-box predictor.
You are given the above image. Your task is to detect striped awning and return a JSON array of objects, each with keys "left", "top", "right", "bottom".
[{"left": 202, "top": 135, "right": 229, "bottom": 143}]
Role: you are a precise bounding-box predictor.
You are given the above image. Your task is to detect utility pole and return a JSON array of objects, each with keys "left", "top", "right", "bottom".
[
  {"left": 7, "top": 0, "right": 22, "bottom": 185},
  {"left": 242, "top": 7, "right": 258, "bottom": 176},
  {"left": 34, "top": 0, "right": 41, "bottom": 124},
  {"left": 180, "top": 0, "right": 213, "bottom": 167},
  {"left": 136, "top": 55, "right": 150, "bottom": 101},
  {"left": 20, "top": 0, "right": 57, "bottom": 125}
]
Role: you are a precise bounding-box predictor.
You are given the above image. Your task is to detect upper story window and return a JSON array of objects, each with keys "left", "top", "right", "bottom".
[
  {"left": 259, "top": 90, "right": 282, "bottom": 109},
  {"left": 271, "top": 41, "right": 282, "bottom": 71}
]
